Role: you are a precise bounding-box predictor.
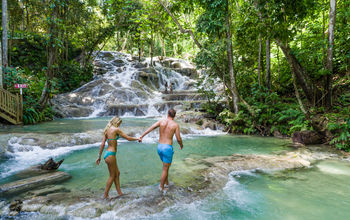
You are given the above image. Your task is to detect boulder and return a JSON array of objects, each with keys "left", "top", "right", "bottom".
[
  {"left": 134, "top": 62, "right": 148, "bottom": 68},
  {"left": 112, "top": 59, "right": 125, "bottom": 67},
  {"left": 173, "top": 68, "right": 198, "bottom": 78},
  {"left": 139, "top": 67, "right": 157, "bottom": 74},
  {"left": 202, "top": 120, "right": 217, "bottom": 130},
  {"left": 98, "top": 51, "right": 115, "bottom": 61},
  {"left": 0, "top": 171, "right": 71, "bottom": 196},
  {"left": 292, "top": 130, "right": 325, "bottom": 145},
  {"left": 171, "top": 62, "right": 182, "bottom": 69}
]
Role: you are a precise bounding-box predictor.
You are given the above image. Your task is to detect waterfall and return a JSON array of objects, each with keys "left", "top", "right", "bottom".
[{"left": 52, "top": 52, "right": 202, "bottom": 118}]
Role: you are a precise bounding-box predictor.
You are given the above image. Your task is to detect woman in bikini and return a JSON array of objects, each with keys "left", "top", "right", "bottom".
[{"left": 96, "top": 116, "right": 140, "bottom": 199}]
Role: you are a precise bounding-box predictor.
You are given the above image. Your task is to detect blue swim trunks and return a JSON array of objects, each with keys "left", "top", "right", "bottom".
[{"left": 157, "top": 144, "right": 174, "bottom": 164}]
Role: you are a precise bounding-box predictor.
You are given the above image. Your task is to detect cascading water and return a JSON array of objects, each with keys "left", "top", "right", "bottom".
[{"left": 52, "top": 52, "right": 201, "bottom": 118}]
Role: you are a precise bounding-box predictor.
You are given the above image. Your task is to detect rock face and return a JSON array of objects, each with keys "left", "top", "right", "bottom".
[
  {"left": 52, "top": 52, "right": 201, "bottom": 118},
  {"left": 0, "top": 171, "right": 71, "bottom": 196},
  {"left": 292, "top": 130, "right": 325, "bottom": 145}
]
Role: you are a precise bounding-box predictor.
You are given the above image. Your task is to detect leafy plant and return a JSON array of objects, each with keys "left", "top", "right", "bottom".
[{"left": 329, "top": 119, "right": 350, "bottom": 151}]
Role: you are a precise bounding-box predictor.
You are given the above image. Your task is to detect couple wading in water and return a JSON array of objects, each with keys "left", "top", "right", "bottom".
[{"left": 96, "top": 109, "right": 183, "bottom": 199}]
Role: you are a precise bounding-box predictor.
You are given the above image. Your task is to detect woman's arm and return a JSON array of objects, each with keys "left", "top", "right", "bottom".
[
  {"left": 117, "top": 128, "right": 140, "bottom": 141},
  {"left": 96, "top": 135, "right": 106, "bottom": 165}
]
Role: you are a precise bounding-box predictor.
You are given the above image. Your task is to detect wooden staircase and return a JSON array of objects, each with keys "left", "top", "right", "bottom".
[{"left": 0, "top": 88, "right": 23, "bottom": 125}]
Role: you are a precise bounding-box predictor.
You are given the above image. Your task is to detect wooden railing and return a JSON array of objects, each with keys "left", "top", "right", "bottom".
[{"left": 0, "top": 88, "right": 23, "bottom": 125}]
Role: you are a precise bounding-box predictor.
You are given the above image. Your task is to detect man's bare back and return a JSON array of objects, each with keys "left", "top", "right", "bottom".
[{"left": 158, "top": 119, "right": 181, "bottom": 147}]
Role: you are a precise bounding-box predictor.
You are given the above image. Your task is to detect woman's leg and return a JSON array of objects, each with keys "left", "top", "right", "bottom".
[
  {"left": 104, "top": 156, "right": 117, "bottom": 198},
  {"left": 113, "top": 160, "right": 123, "bottom": 195}
]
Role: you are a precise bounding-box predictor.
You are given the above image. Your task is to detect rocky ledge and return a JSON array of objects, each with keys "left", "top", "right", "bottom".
[{"left": 0, "top": 171, "right": 71, "bottom": 196}]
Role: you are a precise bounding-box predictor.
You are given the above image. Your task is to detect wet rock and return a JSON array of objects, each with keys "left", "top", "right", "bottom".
[
  {"left": 29, "top": 185, "right": 68, "bottom": 197},
  {"left": 113, "top": 81, "right": 122, "bottom": 87},
  {"left": 53, "top": 106, "right": 93, "bottom": 118},
  {"left": 0, "top": 171, "right": 71, "bottom": 196},
  {"left": 40, "top": 158, "right": 64, "bottom": 170},
  {"left": 171, "top": 62, "right": 182, "bottom": 69},
  {"left": 173, "top": 68, "right": 198, "bottom": 78},
  {"left": 72, "top": 204, "right": 104, "bottom": 218},
  {"left": 40, "top": 205, "right": 65, "bottom": 215},
  {"left": 292, "top": 130, "right": 325, "bottom": 145},
  {"left": 9, "top": 200, "right": 23, "bottom": 215},
  {"left": 99, "top": 84, "right": 114, "bottom": 96},
  {"left": 106, "top": 104, "right": 147, "bottom": 116},
  {"left": 139, "top": 67, "right": 157, "bottom": 74},
  {"left": 273, "top": 130, "right": 285, "bottom": 138},
  {"left": 99, "top": 51, "right": 115, "bottom": 61},
  {"left": 134, "top": 62, "right": 148, "bottom": 68},
  {"left": 112, "top": 59, "right": 125, "bottom": 67},
  {"left": 202, "top": 120, "right": 217, "bottom": 130},
  {"left": 93, "top": 61, "right": 114, "bottom": 75}
]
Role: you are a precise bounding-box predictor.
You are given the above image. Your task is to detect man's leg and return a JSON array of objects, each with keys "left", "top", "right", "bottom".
[{"left": 160, "top": 162, "right": 171, "bottom": 190}]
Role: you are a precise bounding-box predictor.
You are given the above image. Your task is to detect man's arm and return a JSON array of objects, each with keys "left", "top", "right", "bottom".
[
  {"left": 175, "top": 124, "right": 183, "bottom": 149},
  {"left": 140, "top": 120, "right": 161, "bottom": 140}
]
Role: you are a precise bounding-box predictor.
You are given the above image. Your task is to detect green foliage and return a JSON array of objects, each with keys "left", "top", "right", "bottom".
[
  {"left": 57, "top": 61, "right": 93, "bottom": 93},
  {"left": 3, "top": 67, "right": 28, "bottom": 89},
  {"left": 3, "top": 67, "right": 54, "bottom": 125},
  {"left": 329, "top": 119, "right": 350, "bottom": 151},
  {"left": 23, "top": 106, "right": 54, "bottom": 125},
  {"left": 197, "top": 76, "right": 224, "bottom": 118},
  {"left": 219, "top": 84, "right": 311, "bottom": 136},
  {"left": 219, "top": 109, "right": 255, "bottom": 134}
]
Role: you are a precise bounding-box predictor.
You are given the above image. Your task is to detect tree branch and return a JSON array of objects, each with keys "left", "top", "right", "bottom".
[{"left": 158, "top": 0, "right": 202, "bottom": 48}]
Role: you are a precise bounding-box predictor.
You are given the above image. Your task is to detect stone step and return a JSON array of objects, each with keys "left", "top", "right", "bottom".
[
  {"left": 105, "top": 100, "right": 206, "bottom": 116},
  {"left": 161, "top": 93, "right": 206, "bottom": 101}
]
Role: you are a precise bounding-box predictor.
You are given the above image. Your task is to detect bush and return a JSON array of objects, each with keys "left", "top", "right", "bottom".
[
  {"left": 329, "top": 119, "right": 350, "bottom": 151},
  {"left": 218, "top": 83, "right": 312, "bottom": 136},
  {"left": 56, "top": 61, "right": 93, "bottom": 93}
]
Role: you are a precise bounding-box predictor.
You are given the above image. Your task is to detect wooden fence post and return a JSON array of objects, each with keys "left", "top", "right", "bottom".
[{"left": 16, "top": 93, "right": 20, "bottom": 123}]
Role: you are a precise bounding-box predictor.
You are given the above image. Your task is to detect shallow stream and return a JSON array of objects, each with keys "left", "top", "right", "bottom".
[{"left": 1, "top": 117, "right": 350, "bottom": 219}]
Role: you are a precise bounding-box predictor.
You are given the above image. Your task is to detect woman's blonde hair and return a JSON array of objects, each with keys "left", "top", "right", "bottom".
[{"left": 104, "top": 116, "right": 122, "bottom": 135}]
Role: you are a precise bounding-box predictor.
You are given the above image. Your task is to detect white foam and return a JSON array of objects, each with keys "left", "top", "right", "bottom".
[
  {"left": 0, "top": 139, "right": 99, "bottom": 178},
  {"left": 317, "top": 164, "right": 350, "bottom": 176}
]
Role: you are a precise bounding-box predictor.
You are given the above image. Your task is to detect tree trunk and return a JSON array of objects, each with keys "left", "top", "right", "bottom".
[
  {"left": 150, "top": 31, "right": 154, "bottom": 66},
  {"left": 25, "top": 0, "right": 30, "bottom": 30},
  {"left": 292, "top": 74, "right": 307, "bottom": 114},
  {"left": 266, "top": 38, "right": 271, "bottom": 91},
  {"left": 162, "top": 38, "right": 166, "bottom": 57},
  {"left": 258, "top": 33, "right": 262, "bottom": 86},
  {"left": 225, "top": 0, "right": 239, "bottom": 114},
  {"left": 325, "top": 0, "right": 336, "bottom": 108},
  {"left": 121, "top": 30, "right": 129, "bottom": 51},
  {"left": 39, "top": 2, "right": 59, "bottom": 110},
  {"left": 275, "top": 39, "right": 314, "bottom": 105},
  {"left": 0, "top": 40, "right": 2, "bottom": 88},
  {"left": 2, "top": 0, "right": 8, "bottom": 66},
  {"left": 277, "top": 48, "right": 280, "bottom": 83}
]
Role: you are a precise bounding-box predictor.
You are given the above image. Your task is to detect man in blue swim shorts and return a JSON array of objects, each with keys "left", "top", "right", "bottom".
[{"left": 140, "top": 109, "right": 183, "bottom": 193}]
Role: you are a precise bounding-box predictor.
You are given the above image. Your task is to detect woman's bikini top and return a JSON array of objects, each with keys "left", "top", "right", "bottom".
[{"left": 106, "top": 134, "right": 120, "bottom": 144}]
